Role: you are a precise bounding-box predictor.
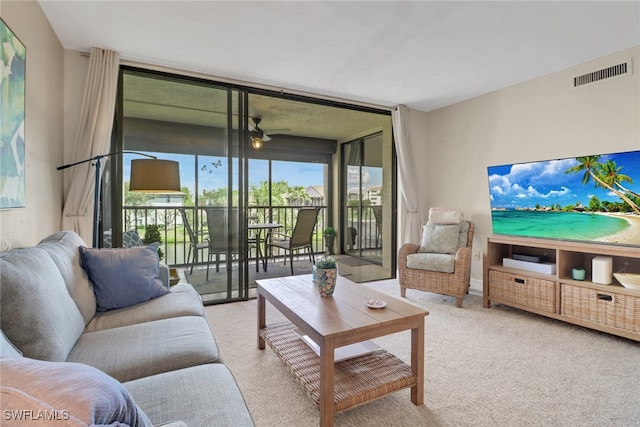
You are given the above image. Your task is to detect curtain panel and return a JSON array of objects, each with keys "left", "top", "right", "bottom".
[
  {"left": 61, "top": 48, "right": 120, "bottom": 243},
  {"left": 392, "top": 104, "right": 421, "bottom": 244}
]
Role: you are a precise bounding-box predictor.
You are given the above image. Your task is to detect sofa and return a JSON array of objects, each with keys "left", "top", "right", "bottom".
[{"left": 0, "top": 231, "right": 254, "bottom": 426}]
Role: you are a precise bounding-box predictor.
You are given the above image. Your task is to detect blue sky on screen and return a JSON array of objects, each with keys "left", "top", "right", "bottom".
[{"left": 487, "top": 150, "right": 640, "bottom": 209}]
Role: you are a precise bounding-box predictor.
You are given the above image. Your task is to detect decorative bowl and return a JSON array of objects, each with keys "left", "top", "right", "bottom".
[{"left": 613, "top": 273, "right": 640, "bottom": 290}]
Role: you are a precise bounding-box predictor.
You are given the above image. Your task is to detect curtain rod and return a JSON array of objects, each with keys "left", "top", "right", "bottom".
[{"left": 78, "top": 50, "right": 393, "bottom": 112}]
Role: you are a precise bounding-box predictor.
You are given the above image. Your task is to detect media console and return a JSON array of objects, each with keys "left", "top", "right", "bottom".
[{"left": 484, "top": 234, "right": 640, "bottom": 341}]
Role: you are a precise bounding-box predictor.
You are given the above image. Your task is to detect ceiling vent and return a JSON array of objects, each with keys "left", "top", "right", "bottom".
[{"left": 573, "top": 61, "right": 630, "bottom": 87}]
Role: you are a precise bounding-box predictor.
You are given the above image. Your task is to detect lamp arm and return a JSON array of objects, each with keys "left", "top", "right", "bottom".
[
  {"left": 57, "top": 151, "right": 158, "bottom": 247},
  {"left": 56, "top": 151, "right": 156, "bottom": 170}
]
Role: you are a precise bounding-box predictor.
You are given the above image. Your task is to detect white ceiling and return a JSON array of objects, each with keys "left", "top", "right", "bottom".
[{"left": 39, "top": 1, "right": 640, "bottom": 113}]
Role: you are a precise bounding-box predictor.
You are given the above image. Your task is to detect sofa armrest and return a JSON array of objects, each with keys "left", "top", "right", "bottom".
[{"left": 158, "top": 263, "right": 170, "bottom": 289}]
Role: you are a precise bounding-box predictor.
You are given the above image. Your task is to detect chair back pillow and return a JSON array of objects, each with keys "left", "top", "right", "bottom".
[
  {"left": 428, "top": 207, "right": 462, "bottom": 225},
  {"left": 418, "top": 222, "right": 461, "bottom": 254}
]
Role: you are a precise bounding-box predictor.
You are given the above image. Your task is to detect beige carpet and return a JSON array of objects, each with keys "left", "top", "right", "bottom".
[{"left": 204, "top": 278, "right": 640, "bottom": 426}]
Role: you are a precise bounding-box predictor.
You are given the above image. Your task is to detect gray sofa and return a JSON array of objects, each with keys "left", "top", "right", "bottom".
[{"left": 0, "top": 231, "right": 254, "bottom": 426}]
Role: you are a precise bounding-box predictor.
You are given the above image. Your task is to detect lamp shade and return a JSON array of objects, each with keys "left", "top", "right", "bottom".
[{"left": 129, "top": 159, "right": 181, "bottom": 193}]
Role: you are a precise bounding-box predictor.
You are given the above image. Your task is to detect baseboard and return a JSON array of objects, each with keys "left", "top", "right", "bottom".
[{"left": 469, "top": 278, "right": 483, "bottom": 296}]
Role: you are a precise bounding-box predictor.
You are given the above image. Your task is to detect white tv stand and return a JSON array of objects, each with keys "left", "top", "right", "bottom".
[{"left": 484, "top": 235, "right": 640, "bottom": 342}]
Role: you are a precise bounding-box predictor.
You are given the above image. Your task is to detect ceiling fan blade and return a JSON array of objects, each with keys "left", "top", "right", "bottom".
[
  {"left": 265, "top": 128, "right": 292, "bottom": 134},
  {"left": 262, "top": 134, "right": 271, "bottom": 142}
]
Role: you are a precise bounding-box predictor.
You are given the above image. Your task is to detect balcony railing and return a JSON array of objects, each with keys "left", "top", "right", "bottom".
[{"left": 117, "top": 205, "right": 328, "bottom": 268}]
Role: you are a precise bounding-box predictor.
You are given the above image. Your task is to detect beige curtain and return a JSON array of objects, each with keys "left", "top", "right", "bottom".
[
  {"left": 392, "top": 104, "right": 421, "bottom": 244},
  {"left": 61, "top": 48, "right": 120, "bottom": 243}
]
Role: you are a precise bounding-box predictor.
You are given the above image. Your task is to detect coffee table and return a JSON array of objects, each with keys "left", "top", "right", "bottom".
[{"left": 257, "top": 275, "right": 428, "bottom": 427}]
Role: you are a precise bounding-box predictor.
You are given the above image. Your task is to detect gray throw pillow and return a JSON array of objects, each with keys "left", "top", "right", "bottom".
[
  {"left": 79, "top": 244, "right": 169, "bottom": 312},
  {"left": 418, "top": 222, "right": 461, "bottom": 254},
  {"left": 0, "top": 356, "right": 152, "bottom": 427}
]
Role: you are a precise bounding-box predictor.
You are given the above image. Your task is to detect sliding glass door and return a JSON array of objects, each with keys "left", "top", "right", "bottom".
[
  {"left": 342, "top": 133, "right": 384, "bottom": 264},
  {"left": 112, "top": 68, "right": 249, "bottom": 303}
]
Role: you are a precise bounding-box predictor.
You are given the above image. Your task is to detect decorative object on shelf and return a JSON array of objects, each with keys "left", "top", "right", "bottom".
[
  {"left": 613, "top": 272, "right": 640, "bottom": 290},
  {"left": 323, "top": 227, "right": 336, "bottom": 255},
  {"left": 592, "top": 256, "right": 613, "bottom": 285},
  {"left": 313, "top": 256, "right": 338, "bottom": 297},
  {"left": 571, "top": 268, "right": 586, "bottom": 281}
]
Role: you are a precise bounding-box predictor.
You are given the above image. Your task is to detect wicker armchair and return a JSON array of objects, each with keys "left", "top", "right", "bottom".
[{"left": 398, "top": 219, "right": 474, "bottom": 308}]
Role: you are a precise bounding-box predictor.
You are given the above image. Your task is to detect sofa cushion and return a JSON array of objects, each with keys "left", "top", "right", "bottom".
[
  {"left": 0, "top": 356, "right": 152, "bottom": 427},
  {"left": 67, "top": 316, "right": 220, "bottom": 382},
  {"left": 407, "top": 253, "right": 456, "bottom": 273},
  {"left": 125, "top": 364, "right": 255, "bottom": 427},
  {"left": 0, "top": 247, "right": 85, "bottom": 361},
  {"left": 38, "top": 231, "right": 97, "bottom": 324},
  {"left": 0, "top": 330, "right": 22, "bottom": 358},
  {"left": 80, "top": 244, "right": 169, "bottom": 312},
  {"left": 418, "top": 222, "right": 461, "bottom": 254},
  {"left": 84, "top": 283, "right": 205, "bottom": 333}
]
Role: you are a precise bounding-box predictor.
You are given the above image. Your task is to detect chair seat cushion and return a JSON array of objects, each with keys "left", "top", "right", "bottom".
[{"left": 406, "top": 253, "right": 455, "bottom": 273}]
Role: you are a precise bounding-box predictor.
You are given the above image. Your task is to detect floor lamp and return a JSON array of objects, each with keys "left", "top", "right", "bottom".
[{"left": 58, "top": 153, "right": 181, "bottom": 248}]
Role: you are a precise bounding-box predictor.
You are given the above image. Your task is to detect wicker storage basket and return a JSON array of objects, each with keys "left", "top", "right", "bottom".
[
  {"left": 561, "top": 284, "right": 640, "bottom": 333},
  {"left": 260, "top": 322, "right": 416, "bottom": 413},
  {"left": 489, "top": 270, "right": 556, "bottom": 313}
]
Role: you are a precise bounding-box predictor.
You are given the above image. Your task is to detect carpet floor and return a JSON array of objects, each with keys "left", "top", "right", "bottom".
[{"left": 204, "top": 278, "right": 640, "bottom": 427}]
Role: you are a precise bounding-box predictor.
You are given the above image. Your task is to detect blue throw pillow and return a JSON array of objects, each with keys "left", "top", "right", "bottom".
[{"left": 79, "top": 244, "right": 169, "bottom": 312}]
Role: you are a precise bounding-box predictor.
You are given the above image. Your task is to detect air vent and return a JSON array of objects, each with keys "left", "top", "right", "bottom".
[{"left": 573, "top": 62, "right": 629, "bottom": 87}]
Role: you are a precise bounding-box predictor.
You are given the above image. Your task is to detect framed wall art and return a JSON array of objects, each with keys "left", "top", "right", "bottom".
[{"left": 1, "top": 18, "right": 26, "bottom": 209}]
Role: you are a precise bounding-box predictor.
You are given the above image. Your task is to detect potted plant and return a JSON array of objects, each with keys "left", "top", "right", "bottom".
[
  {"left": 313, "top": 256, "right": 338, "bottom": 297},
  {"left": 323, "top": 227, "right": 336, "bottom": 255},
  {"left": 143, "top": 224, "right": 164, "bottom": 261}
]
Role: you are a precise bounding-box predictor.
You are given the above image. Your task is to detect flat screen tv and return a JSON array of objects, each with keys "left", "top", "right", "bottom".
[{"left": 487, "top": 150, "right": 640, "bottom": 247}]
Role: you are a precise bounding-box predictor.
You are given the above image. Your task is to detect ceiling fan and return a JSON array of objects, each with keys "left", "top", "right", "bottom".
[
  {"left": 249, "top": 117, "right": 271, "bottom": 148},
  {"left": 248, "top": 117, "right": 291, "bottom": 149}
]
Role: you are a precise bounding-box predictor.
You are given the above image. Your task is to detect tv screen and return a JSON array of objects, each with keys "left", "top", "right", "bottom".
[{"left": 487, "top": 150, "right": 640, "bottom": 247}]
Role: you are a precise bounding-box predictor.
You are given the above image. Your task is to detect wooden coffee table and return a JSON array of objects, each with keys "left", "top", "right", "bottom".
[{"left": 257, "top": 275, "right": 428, "bottom": 427}]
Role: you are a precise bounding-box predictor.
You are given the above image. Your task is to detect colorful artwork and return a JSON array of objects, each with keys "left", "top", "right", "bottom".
[{"left": 1, "top": 19, "right": 26, "bottom": 209}]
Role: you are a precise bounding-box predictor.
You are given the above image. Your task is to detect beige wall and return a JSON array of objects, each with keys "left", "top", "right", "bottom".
[
  {"left": 0, "top": 0, "right": 64, "bottom": 247},
  {"left": 406, "top": 46, "right": 640, "bottom": 290}
]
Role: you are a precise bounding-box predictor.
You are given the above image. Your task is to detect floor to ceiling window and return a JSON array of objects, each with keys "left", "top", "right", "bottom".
[{"left": 106, "top": 67, "right": 394, "bottom": 304}]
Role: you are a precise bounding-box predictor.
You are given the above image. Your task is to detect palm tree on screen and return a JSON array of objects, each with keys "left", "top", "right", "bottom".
[
  {"left": 599, "top": 160, "right": 640, "bottom": 200},
  {"left": 565, "top": 156, "right": 640, "bottom": 215}
]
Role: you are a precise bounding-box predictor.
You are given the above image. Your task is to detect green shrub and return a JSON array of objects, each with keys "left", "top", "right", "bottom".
[{"left": 143, "top": 225, "right": 164, "bottom": 261}]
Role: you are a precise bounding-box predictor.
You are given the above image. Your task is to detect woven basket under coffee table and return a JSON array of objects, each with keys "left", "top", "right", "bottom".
[{"left": 260, "top": 322, "right": 416, "bottom": 413}]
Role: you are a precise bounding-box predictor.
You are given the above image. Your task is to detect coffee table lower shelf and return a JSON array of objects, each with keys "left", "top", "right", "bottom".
[{"left": 260, "top": 321, "right": 417, "bottom": 413}]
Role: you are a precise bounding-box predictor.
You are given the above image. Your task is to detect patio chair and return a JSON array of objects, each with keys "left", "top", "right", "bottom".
[
  {"left": 269, "top": 207, "right": 320, "bottom": 275},
  {"left": 178, "top": 208, "right": 209, "bottom": 274},
  {"left": 204, "top": 207, "right": 239, "bottom": 280},
  {"left": 398, "top": 208, "right": 474, "bottom": 308}
]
